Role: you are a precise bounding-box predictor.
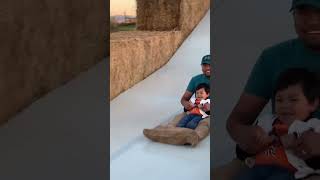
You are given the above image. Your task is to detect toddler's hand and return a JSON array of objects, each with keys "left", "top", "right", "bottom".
[{"left": 280, "top": 134, "right": 297, "bottom": 149}]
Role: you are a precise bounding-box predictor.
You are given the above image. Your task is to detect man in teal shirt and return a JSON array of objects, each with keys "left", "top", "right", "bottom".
[
  {"left": 213, "top": 0, "right": 320, "bottom": 179},
  {"left": 181, "top": 54, "right": 211, "bottom": 112}
]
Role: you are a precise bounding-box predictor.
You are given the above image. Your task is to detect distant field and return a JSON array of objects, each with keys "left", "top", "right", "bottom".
[
  {"left": 117, "top": 24, "right": 136, "bottom": 31},
  {"left": 111, "top": 23, "right": 136, "bottom": 33}
]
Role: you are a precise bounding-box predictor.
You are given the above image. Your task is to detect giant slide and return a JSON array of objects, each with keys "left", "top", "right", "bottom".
[{"left": 110, "top": 10, "right": 210, "bottom": 180}]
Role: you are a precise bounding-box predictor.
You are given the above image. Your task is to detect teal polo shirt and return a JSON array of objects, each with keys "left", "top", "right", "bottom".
[
  {"left": 186, "top": 74, "right": 210, "bottom": 94},
  {"left": 244, "top": 38, "right": 320, "bottom": 117}
]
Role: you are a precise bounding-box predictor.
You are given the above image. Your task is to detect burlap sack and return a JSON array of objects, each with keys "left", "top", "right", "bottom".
[{"left": 143, "top": 112, "right": 210, "bottom": 146}]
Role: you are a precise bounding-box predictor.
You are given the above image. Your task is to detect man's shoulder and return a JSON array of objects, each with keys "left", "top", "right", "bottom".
[
  {"left": 262, "top": 38, "right": 300, "bottom": 57},
  {"left": 191, "top": 74, "right": 205, "bottom": 80}
]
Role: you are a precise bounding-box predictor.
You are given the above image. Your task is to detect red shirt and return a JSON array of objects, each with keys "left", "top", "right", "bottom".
[
  {"left": 254, "top": 120, "right": 296, "bottom": 172},
  {"left": 189, "top": 99, "right": 203, "bottom": 115}
]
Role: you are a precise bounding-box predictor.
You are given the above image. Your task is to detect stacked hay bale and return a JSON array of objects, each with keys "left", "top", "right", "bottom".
[
  {"left": 137, "top": 0, "right": 210, "bottom": 36},
  {"left": 110, "top": 31, "right": 182, "bottom": 99},
  {"left": 136, "top": 0, "right": 181, "bottom": 30},
  {"left": 0, "top": 0, "right": 107, "bottom": 124},
  {"left": 180, "top": 0, "right": 210, "bottom": 36}
]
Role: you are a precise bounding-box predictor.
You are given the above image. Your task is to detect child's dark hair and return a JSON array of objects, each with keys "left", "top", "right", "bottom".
[
  {"left": 274, "top": 68, "right": 320, "bottom": 103},
  {"left": 196, "top": 83, "right": 210, "bottom": 94}
]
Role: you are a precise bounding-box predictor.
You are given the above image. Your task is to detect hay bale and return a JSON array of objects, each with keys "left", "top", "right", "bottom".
[
  {"left": 0, "top": 0, "right": 106, "bottom": 124},
  {"left": 136, "top": 0, "right": 181, "bottom": 31},
  {"left": 180, "top": 0, "right": 210, "bottom": 36},
  {"left": 136, "top": 0, "right": 209, "bottom": 34},
  {"left": 110, "top": 31, "right": 182, "bottom": 100}
]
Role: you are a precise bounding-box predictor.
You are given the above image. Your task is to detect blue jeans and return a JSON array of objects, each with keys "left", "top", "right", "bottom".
[
  {"left": 177, "top": 114, "right": 203, "bottom": 129},
  {"left": 236, "top": 165, "right": 295, "bottom": 180}
]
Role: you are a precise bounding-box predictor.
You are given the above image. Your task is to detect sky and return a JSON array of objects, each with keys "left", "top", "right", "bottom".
[{"left": 110, "top": 0, "right": 136, "bottom": 16}]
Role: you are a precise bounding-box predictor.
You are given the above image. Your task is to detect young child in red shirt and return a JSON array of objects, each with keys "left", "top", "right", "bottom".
[
  {"left": 177, "top": 83, "right": 210, "bottom": 129},
  {"left": 237, "top": 68, "right": 320, "bottom": 180}
]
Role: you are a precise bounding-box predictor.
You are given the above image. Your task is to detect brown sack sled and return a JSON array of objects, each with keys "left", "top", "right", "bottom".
[{"left": 143, "top": 112, "right": 210, "bottom": 147}]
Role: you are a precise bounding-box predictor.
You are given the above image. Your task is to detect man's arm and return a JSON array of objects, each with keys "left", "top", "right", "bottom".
[
  {"left": 226, "top": 92, "right": 271, "bottom": 153},
  {"left": 180, "top": 91, "right": 194, "bottom": 111}
]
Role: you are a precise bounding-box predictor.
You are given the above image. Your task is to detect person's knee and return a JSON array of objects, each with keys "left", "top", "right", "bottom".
[
  {"left": 186, "top": 121, "right": 197, "bottom": 129},
  {"left": 177, "top": 116, "right": 189, "bottom": 127},
  {"left": 176, "top": 123, "right": 184, "bottom": 127},
  {"left": 177, "top": 120, "right": 187, "bottom": 127}
]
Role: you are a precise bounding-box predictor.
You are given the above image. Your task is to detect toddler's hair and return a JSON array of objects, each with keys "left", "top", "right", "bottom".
[
  {"left": 196, "top": 83, "right": 210, "bottom": 94},
  {"left": 274, "top": 68, "right": 320, "bottom": 103}
]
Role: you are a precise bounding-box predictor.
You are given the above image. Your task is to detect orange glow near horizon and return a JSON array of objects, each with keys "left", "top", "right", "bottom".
[{"left": 110, "top": 0, "right": 137, "bottom": 16}]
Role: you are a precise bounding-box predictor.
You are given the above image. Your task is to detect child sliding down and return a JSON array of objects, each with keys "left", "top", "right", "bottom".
[{"left": 177, "top": 83, "right": 210, "bottom": 129}]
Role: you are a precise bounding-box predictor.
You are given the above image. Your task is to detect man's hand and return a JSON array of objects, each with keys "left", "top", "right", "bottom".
[
  {"left": 184, "top": 102, "right": 195, "bottom": 111},
  {"left": 226, "top": 93, "right": 269, "bottom": 154},
  {"left": 293, "top": 130, "right": 320, "bottom": 160},
  {"left": 280, "top": 134, "right": 297, "bottom": 149},
  {"left": 239, "top": 125, "right": 274, "bottom": 154},
  {"left": 181, "top": 91, "right": 193, "bottom": 110}
]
